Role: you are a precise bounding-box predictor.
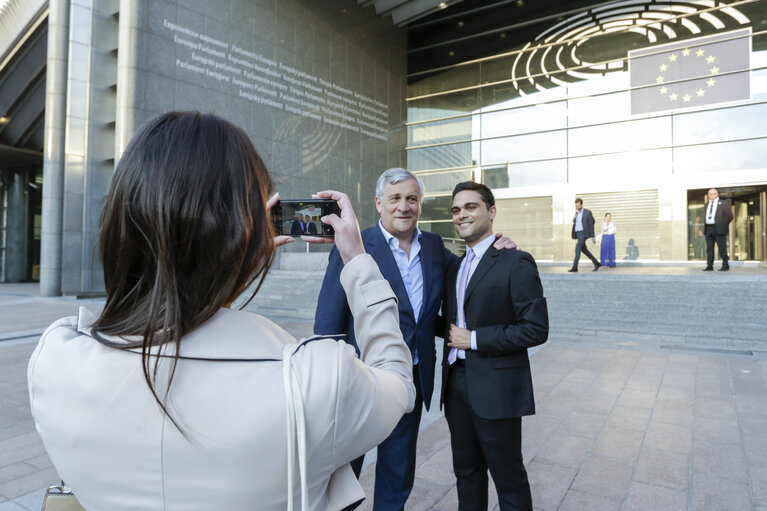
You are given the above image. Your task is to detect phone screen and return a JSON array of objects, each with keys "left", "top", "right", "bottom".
[{"left": 271, "top": 199, "right": 341, "bottom": 237}]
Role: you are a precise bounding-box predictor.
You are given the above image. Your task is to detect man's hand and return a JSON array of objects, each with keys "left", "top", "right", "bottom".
[
  {"left": 448, "top": 324, "right": 472, "bottom": 350},
  {"left": 301, "top": 190, "right": 364, "bottom": 264},
  {"left": 267, "top": 193, "right": 295, "bottom": 248},
  {"left": 493, "top": 232, "right": 519, "bottom": 251}
]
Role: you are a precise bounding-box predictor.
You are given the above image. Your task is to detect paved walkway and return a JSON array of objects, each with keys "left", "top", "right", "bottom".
[{"left": 1, "top": 283, "right": 766, "bottom": 510}]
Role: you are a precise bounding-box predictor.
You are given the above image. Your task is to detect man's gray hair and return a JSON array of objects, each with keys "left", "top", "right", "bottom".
[{"left": 375, "top": 168, "right": 425, "bottom": 201}]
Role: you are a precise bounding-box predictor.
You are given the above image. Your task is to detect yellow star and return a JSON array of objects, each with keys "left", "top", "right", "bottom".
[
  {"left": 659, "top": 63, "right": 668, "bottom": 72},
  {"left": 683, "top": 94, "right": 692, "bottom": 102},
  {"left": 696, "top": 48, "right": 705, "bottom": 57},
  {"left": 669, "top": 93, "right": 678, "bottom": 101},
  {"left": 656, "top": 75, "right": 665, "bottom": 84},
  {"left": 668, "top": 53, "right": 678, "bottom": 62},
  {"left": 696, "top": 88, "right": 706, "bottom": 97},
  {"left": 659, "top": 86, "right": 669, "bottom": 95},
  {"left": 707, "top": 78, "right": 716, "bottom": 87},
  {"left": 710, "top": 66, "right": 720, "bottom": 74},
  {"left": 706, "top": 55, "right": 716, "bottom": 64},
  {"left": 682, "top": 48, "right": 691, "bottom": 56}
]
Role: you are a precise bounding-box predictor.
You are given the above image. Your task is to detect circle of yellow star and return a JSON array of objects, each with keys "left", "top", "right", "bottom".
[
  {"left": 659, "top": 86, "right": 669, "bottom": 95},
  {"left": 696, "top": 48, "right": 705, "bottom": 57},
  {"left": 683, "top": 94, "right": 692, "bottom": 102},
  {"left": 710, "top": 66, "right": 720, "bottom": 74},
  {"left": 707, "top": 78, "right": 716, "bottom": 87},
  {"left": 668, "top": 53, "right": 678, "bottom": 62},
  {"left": 697, "top": 89, "right": 706, "bottom": 97},
  {"left": 656, "top": 75, "right": 665, "bottom": 84},
  {"left": 706, "top": 55, "right": 716, "bottom": 64},
  {"left": 669, "top": 93, "right": 678, "bottom": 101},
  {"left": 682, "top": 48, "right": 691, "bottom": 56},
  {"left": 659, "top": 63, "right": 668, "bottom": 72}
]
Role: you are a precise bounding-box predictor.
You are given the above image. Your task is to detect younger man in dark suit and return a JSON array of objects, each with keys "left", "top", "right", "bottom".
[
  {"left": 703, "top": 188, "right": 733, "bottom": 271},
  {"left": 569, "top": 198, "right": 601, "bottom": 272},
  {"left": 442, "top": 181, "right": 548, "bottom": 511}
]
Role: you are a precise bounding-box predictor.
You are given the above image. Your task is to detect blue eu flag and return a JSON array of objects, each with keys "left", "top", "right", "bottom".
[{"left": 629, "top": 28, "right": 751, "bottom": 115}]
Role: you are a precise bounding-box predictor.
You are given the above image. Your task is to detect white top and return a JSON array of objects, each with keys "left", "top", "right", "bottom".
[
  {"left": 28, "top": 254, "right": 415, "bottom": 511},
  {"left": 602, "top": 221, "right": 616, "bottom": 235},
  {"left": 454, "top": 233, "right": 496, "bottom": 359},
  {"left": 706, "top": 200, "right": 718, "bottom": 224}
]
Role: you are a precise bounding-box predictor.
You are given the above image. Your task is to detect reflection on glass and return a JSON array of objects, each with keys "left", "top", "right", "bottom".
[
  {"left": 673, "top": 103, "right": 767, "bottom": 146},
  {"left": 421, "top": 195, "right": 454, "bottom": 221},
  {"left": 418, "top": 169, "right": 475, "bottom": 194},
  {"left": 408, "top": 89, "right": 480, "bottom": 122},
  {"left": 568, "top": 117, "right": 672, "bottom": 157},
  {"left": 408, "top": 64, "right": 481, "bottom": 101},
  {"left": 688, "top": 203, "right": 706, "bottom": 260},
  {"left": 409, "top": 143, "right": 473, "bottom": 171},
  {"left": 482, "top": 166, "right": 509, "bottom": 189},
  {"left": 494, "top": 197, "right": 554, "bottom": 260},
  {"left": 480, "top": 131, "right": 567, "bottom": 165},
  {"left": 569, "top": 149, "right": 671, "bottom": 185},
  {"left": 479, "top": 101, "right": 567, "bottom": 139},
  {"left": 674, "top": 138, "right": 767, "bottom": 175},
  {"left": 509, "top": 160, "right": 567, "bottom": 187},
  {"left": 409, "top": 116, "right": 473, "bottom": 147}
]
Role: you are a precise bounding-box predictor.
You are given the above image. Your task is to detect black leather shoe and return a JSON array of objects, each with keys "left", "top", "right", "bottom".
[
  {"left": 702, "top": 267, "right": 713, "bottom": 271},
  {"left": 593, "top": 263, "right": 601, "bottom": 272},
  {"left": 719, "top": 266, "right": 729, "bottom": 271},
  {"left": 567, "top": 268, "right": 578, "bottom": 272}
]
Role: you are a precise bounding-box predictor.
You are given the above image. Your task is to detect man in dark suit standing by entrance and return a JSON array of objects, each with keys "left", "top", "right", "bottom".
[
  {"left": 569, "top": 198, "right": 601, "bottom": 272},
  {"left": 703, "top": 188, "right": 733, "bottom": 271},
  {"left": 442, "top": 181, "right": 548, "bottom": 511}
]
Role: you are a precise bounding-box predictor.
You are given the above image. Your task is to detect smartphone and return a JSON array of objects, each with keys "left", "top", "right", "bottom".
[{"left": 271, "top": 199, "right": 341, "bottom": 237}]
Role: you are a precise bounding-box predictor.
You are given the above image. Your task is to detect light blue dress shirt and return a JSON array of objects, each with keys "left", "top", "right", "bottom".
[
  {"left": 454, "top": 233, "right": 495, "bottom": 359},
  {"left": 378, "top": 221, "right": 423, "bottom": 364},
  {"left": 575, "top": 209, "right": 584, "bottom": 232}
]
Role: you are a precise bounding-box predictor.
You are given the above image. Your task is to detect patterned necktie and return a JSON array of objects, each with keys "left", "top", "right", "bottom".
[{"left": 448, "top": 249, "right": 476, "bottom": 365}]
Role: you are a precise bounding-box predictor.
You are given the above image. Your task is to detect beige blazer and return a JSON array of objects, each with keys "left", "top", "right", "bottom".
[{"left": 28, "top": 254, "right": 415, "bottom": 510}]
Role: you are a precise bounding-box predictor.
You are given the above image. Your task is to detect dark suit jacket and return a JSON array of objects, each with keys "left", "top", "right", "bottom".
[
  {"left": 306, "top": 221, "right": 318, "bottom": 234},
  {"left": 440, "top": 247, "right": 548, "bottom": 419},
  {"left": 290, "top": 220, "right": 304, "bottom": 235},
  {"left": 315, "top": 226, "right": 457, "bottom": 410},
  {"left": 706, "top": 198, "right": 733, "bottom": 235},
  {"left": 571, "top": 208, "right": 596, "bottom": 239}
]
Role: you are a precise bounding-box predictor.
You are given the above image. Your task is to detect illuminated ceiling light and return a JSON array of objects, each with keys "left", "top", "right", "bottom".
[
  {"left": 516, "top": 0, "right": 524, "bottom": 6},
  {"left": 438, "top": 2, "right": 448, "bottom": 9},
  {"left": 457, "top": 20, "right": 464, "bottom": 27},
  {"left": 0, "top": 116, "right": 9, "bottom": 124},
  {"left": 500, "top": 33, "right": 506, "bottom": 38},
  {"left": 448, "top": 50, "right": 455, "bottom": 56}
]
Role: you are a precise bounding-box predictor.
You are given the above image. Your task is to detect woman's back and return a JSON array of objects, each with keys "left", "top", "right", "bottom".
[{"left": 30, "top": 256, "right": 413, "bottom": 510}]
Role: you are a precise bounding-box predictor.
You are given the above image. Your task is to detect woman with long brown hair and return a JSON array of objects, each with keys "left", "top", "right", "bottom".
[{"left": 28, "top": 111, "right": 414, "bottom": 510}]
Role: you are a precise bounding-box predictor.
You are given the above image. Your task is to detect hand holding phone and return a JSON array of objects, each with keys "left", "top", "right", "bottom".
[
  {"left": 309, "top": 190, "right": 364, "bottom": 264},
  {"left": 271, "top": 199, "right": 341, "bottom": 237}
]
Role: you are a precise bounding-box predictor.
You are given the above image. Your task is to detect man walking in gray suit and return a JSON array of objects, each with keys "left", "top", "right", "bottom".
[{"left": 569, "top": 198, "right": 601, "bottom": 272}]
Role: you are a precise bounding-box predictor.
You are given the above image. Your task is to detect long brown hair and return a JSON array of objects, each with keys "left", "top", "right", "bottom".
[{"left": 91, "top": 111, "right": 275, "bottom": 430}]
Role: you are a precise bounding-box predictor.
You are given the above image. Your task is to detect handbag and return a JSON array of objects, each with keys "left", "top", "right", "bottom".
[{"left": 41, "top": 482, "right": 86, "bottom": 511}]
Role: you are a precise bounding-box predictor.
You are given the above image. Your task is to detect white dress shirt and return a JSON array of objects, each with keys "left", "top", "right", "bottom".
[
  {"left": 602, "top": 221, "right": 616, "bottom": 235},
  {"left": 454, "top": 233, "right": 496, "bottom": 359},
  {"left": 706, "top": 200, "right": 718, "bottom": 225}
]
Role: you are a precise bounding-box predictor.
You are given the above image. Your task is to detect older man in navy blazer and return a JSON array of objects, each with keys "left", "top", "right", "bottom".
[{"left": 315, "top": 168, "right": 514, "bottom": 510}]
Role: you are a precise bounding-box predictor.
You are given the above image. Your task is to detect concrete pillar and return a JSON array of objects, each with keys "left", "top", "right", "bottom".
[
  {"left": 5, "top": 172, "right": 26, "bottom": 282},
  {"left": 39, "top": 0, "right": 70, "bottom": 295}
]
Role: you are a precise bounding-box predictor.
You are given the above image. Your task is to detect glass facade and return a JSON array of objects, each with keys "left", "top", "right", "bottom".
[{"left": 407, "top": 0, "right": 767, "bottom": 261}]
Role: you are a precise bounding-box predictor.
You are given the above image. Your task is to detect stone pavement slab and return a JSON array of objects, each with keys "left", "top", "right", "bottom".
[{"left": 2, "top": 289, "right": 767, "bottom": 509}]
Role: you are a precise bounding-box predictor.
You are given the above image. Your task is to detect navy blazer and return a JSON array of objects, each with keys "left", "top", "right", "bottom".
[
  {"left": 314, "top": 226, "right": 457, "bottom": 410},
  {"left": 440, "top": 247, "right": 548, "bottom": 419},
  {"left": 571, "top": 208, "right": 596, "bottom": 239}
]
